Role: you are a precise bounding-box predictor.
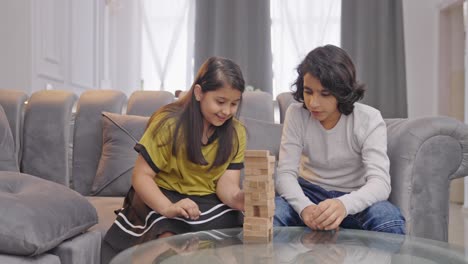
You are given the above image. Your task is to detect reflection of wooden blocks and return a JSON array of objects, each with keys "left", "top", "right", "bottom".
[{"left": 242, "top": 243, "right": 274, "bottom": 263}]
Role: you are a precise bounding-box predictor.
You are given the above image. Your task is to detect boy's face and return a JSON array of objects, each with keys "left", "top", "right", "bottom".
[
  {"left": 303, "top": 73, "right": 341, "bottom": 130},
  {"left": 195, "top": 84, "right": 242, "bottom": 128}
]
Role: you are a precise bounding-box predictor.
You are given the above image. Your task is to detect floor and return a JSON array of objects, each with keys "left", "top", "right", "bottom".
[{"left": 449, "top": 202, "right": 467, "bottom": 247}]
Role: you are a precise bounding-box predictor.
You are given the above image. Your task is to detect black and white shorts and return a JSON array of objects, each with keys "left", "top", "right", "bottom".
[{"left": 103, "top": 187, "right": 243, "bottom": 251}]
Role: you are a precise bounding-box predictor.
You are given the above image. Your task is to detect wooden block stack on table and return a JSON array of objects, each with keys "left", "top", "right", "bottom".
[{"left": 243, "top": 150, "right": 276, "bottom": 243}]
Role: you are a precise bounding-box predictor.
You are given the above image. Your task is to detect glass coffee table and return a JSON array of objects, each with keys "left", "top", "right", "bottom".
[{"left": 110, "top": 227, "right": 468, "bottom": 263}]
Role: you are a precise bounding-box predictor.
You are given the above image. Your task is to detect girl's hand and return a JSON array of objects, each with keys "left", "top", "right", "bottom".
[
  {"left": 313, "top": 199, "right": 347, "bottom": 231},
  {"left": 162, "top": 198, "right": 201, "bottom": 220}
]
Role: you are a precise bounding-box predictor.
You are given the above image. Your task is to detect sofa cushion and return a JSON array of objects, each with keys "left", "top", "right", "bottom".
[
  {"left": 0, "top": 254, "right": 61, "bottom": 264},
  {"left": 0, "top": 103, "right": 18, "bottom": 171},
  {"left": 0, "top": 172, "right": 97, "bottom": 256},
  {"left": 91, "top": 112, "right": 149, "bottom": 196}
]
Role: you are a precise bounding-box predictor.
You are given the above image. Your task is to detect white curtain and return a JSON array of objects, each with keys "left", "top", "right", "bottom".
[
  {"left": 140, "top": 0, "right": 194, "bottom": 94},
  {"left": 102, "top": 0, "right": 141, "bottom": 95},
  {"left": 270, "top": 0, "right": 341, "bottom": 97}
]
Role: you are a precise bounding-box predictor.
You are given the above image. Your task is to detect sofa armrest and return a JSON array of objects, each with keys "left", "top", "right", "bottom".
[{"left": 385, "top": 116, "right": 468, "bottom": 241}]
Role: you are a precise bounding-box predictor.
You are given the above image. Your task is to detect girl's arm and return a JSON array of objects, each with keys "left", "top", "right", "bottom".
[
  {"left": 132, "top": 155, "right": 200, "bottom": 219},
  {"left": 216, "top": 169, "right": 244, "bottom": 211}
]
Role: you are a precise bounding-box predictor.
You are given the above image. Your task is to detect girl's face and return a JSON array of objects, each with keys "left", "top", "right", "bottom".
[
  {"left": 303, "top": 73, "right": 341, "bottom": 130},
  {"left": 195, "top": 84, "right": 242, "bottom": 128}
]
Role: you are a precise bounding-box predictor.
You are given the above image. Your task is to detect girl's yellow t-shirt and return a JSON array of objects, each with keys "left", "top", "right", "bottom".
[{"left": 135, "top": 116, "right": 246, "bottom": 196}]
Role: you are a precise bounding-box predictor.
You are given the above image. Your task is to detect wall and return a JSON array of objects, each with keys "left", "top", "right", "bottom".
[
  {"left": 402, "top": 0, "right": 440, "bottom": 118},
  {"left": 0, "top": 0, "right": 32, "bottom": 93},
  {"left": 0, "top": 0, "right": 140, "bottom": 96}
]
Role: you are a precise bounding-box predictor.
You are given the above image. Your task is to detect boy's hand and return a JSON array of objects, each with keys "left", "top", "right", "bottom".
[
  {"left": 162, "top": 198, "right": 201, "bottom": 220},
  {"left": 313, "top": 199, "right": 347, "bottom": 231},
  {"left": 301, "top": 205, "right": 321, "bottom": 230}
]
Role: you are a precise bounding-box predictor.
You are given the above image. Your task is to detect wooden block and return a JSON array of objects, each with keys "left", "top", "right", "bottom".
[
  {"left": 244, "top": 218, "right": 273, "bottom": 232},
  {"left": 245, "top": 157, "right": 269, "bottom": 163},
  {"left": 244, "top": 179, "right": 271, "bottom": 188},
  {"left": 268, "top": 155, "right": 276, "bottom": 163},
  {"left": 244, "top": 167, "right": 273, "bottom": 177},
  {"left": 258, "top": 205, "right": 275, "bottom": 217},
  {"left": 244, "top": 217, "right": 273, "bottom": 226},
  {"left": 243, "top": 181, "right": 274, "bottom": 193},
  {"left": 245, "top": 150, "right": 270, "bottom": 158},
  {"left": 243, "top": 175, "right": 273, "bottom": 182},
  {"left": 245, "top": 192, "right": 275, "bottom": 203},
  {"left": 244, "top": 223, "right": 271, "bottom": 232},
  {"left": 245, "top": 190, "right": 274, "bottom": 201},
  {"left": 244, "top": 203, "right": 275, "bottom": 217},
  {"left": 245, "top": 161, "right": 270, "bottom": 169},
  {"left": 244, "top": 229, "right": 271, "bottom": 238}
]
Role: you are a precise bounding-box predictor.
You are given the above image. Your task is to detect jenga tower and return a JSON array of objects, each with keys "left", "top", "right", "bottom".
[{"left": 243, "top": 150, "right": 276, "bottom": 243}]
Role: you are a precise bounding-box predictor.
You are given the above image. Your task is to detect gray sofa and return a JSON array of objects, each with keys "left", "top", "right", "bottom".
[{"left": 0, "top": 89, "right": 467, "bottom": 263}]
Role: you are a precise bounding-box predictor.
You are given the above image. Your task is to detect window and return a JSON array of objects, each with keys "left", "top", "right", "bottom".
[
  {"left": 140, "top": 0, "right": 340, "bottom": 97},
  {"left": 140, "top": 0, "right": 194, "bottom": 94},
  {"left": 270, "top": 0, "right": 341, "bottom": 97}
]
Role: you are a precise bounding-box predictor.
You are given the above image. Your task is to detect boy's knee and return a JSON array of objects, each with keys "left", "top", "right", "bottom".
[{"left": 367, "top": 201, "right": 406, "bottom": 234}]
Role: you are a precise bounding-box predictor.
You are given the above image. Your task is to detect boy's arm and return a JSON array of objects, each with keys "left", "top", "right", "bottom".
[
  {"left": 216, "top": 169, "right": 244, "bottom": 211},
  {"left": 276, "top": 105, "right": 314, "bottom": 215},
  {"left": 336, "top": 114, "right": 391, "bottom": 215}
]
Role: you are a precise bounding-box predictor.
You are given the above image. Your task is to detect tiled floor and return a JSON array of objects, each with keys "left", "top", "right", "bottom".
[{"left": 449, "top": 202, "right": 466, "bottom": 247}]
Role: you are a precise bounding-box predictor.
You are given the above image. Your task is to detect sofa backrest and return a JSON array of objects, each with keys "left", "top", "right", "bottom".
[
  {"left": 0, "top": 90, "right": 28, "bottom": 162},
  {"left": 126, "top": 91, "right": 174, "bottom": 116},
  {"left": 21, "top": 90, "right": 77, "bottom": 186},
  {"left": 276, "top": 92, "right": 295, "bottom": 124},
  {"left": 72, "top": 90, "right": 127, "bottom": 195},
  {"left": 239, "top": 91, "right": 274, "bottom": 123}
]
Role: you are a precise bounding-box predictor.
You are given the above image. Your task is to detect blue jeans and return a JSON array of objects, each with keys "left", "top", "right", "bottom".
[{"left": 274, "top": 178, "right": 406, "bottom": 234}]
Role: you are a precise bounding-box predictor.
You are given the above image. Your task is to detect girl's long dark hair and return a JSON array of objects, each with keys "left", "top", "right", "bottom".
[{"left": 147, "top": 57, "right": 245, "bottom": 168}]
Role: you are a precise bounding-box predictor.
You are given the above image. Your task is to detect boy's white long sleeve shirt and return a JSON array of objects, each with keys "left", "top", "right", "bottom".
[{"left": 275, "top": 103, "right": 391, "bottom": 216}]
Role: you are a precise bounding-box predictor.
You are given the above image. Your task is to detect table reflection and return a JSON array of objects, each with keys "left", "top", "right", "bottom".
[{"left": 110, "top": 227, "right": 468, "bottom": 264}]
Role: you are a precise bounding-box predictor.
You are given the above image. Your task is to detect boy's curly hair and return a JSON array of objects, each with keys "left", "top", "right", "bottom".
[{"left": 292, "top": 45, "right": 365, "bottom": 115}]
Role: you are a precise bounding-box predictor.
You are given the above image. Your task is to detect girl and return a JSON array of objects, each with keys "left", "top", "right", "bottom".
[
  {"left": 103, "top": 57, "right": 246, "bottom": 257},
  {"left": 274, "top": 45, "right": 405, "bottom": 234}
]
